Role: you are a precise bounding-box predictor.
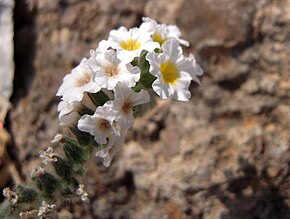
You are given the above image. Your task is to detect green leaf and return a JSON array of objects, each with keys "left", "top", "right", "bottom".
[
  {"left": 33, "top": 172, "right": 58, "bottom": 194},
  {"left": 53, "top": 157, "right": 72, "bottom": 181},
  {"left": 63, "top": 140, "right": 87, "bottom": 164},
  {"left": 16, "top": 185, "right": 38, "bottom": 204},
  {"left": 134, "top": 51, "right": 157, "bottom": 91},
  {"left": 88, "top": 90, "right": 110, "bottom": 107}
]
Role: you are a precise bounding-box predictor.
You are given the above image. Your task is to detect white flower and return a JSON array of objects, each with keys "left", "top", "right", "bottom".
[
  {"left": 19, "top": 210, "right": 38, "bottom": 218},
  {"left": 38, "top": 201, "right": 56, "bottom": 218},
  {"left": 88, "top": 40, "right": 110, "bottom": 72},
  {"left": 95, "top": 130, "right": 125, "bottom": 167},
  {"left": 140, "top": 17, "right": 189, "bottom": 47},
  {"left": 146, "top": 39, "right": 202, "bottom": 101},
  {"left": 3, "top": 187, "right": 18, "bottom": 205},
  {"left": 30, "top": 167, "right": 45, "bottom": 178},
  {"left": 92, "top": 49, "right": 141, "bottom": 90},
  {"left": 108, "top": 26, "right": 159, "bottom": 63},
  {"left": 57, "top": 100, "right": 82, "bottom": 127},
  {"left": 57, "top": 59, "right": 101, "bottom": 103},
  {"left": 77, "top": 102, "right": 118, "bottom": 145},
  {"left": 90, "top": 40, "right": 110, "bottom": 57},
  {"left": 51, "top": 133, "right": 63, "bottom": 143},
  {"left": 113, "top": 83, "right": 150, "bottom": 129},
  {"left": 58, "top": 93, "right": 96, "bottom": 127},
  {"left": 76, "top": 184, "right": 89, "bottom": 203},
  {"left": 39, "top": 147, "right": 57, "bottom": 165}
]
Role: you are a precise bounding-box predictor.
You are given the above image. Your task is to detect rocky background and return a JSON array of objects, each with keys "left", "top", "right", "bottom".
[{"left": 0, "top": 0, "right": 289, "bottom": 218}]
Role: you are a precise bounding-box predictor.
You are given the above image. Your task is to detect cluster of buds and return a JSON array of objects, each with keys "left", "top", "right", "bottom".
[
  {"left": 3, "top": 188, "right": 18, "bottom": 205},
  {"left": 57, "top": 17, "right": 203, "bottom": 167}
]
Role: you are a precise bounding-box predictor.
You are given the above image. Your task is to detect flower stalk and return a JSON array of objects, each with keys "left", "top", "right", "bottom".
[{"left": 0, "top": 17, "right": 203, "bottom": 218}]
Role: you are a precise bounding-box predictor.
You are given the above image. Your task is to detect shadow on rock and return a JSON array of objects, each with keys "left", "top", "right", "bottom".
[
  {"left": 205, "top": 156, "right": 290, "bottom": 219},
  {"left": 222, "top": 157, "right": 289, "bottom": 219},
  {"left": 12, "top": 0, "right": 37, "bottom": 104}
]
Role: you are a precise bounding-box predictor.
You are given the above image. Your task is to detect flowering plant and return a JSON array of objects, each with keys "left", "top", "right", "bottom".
[{"left": 0, "top": 17, "right": 203, "bottom": 218}]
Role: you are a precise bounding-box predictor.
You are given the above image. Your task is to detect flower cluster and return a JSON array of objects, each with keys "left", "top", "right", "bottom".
[
  {"left": 57, "top": 17, "right": 203, "bottom": 167},
  {"left": 0, "top": 17, "right": 204, "bottom": 219}
]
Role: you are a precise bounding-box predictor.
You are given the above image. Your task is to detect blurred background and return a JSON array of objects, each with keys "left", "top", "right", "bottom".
[{"left": 0, "top": 0, "right": 289, "bottom": 218}]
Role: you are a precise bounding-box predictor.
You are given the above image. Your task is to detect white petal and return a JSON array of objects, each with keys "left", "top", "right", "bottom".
[
  {"left": 130, "top": 89, "right": 150, "bottom": 106},
  {"left": 177, "top": 54, "right": 202, "bottom": 84},
  {"left": 108, "top": 27, "right": 128, "bottom": 48},
  {"left": 58, "top": 100, "right": 82, "bottom": 127},
  {"left": 146, "top": 51, "right": 162, "bottom": 77},
  {"left": 98, "top": 132, "right": 125, "bottom": 167},
  {"left": 162, "top": 39, "right": 183, "bottom": 63},
  {"left": 172, "top": 77, "right": 192, "bottom": 101},
  {"left": 51, "top": 134, "right": 63, "bottom": 143},
  {"left": 166, "top": 25, "right": 189, "bottom": 47},
  {"left": 104, "top": 50, "right": 120, "bottom": 65},
  {"left": 96, "top": 146, "right": 111, "bottom": 158},
  {"left": 78, "top": 115, "right": 98, "bottom": 134},
  {"left": 113, "top": 83, "right": 149, "bottom": 129},
  {"left": 57, "top": 101, "right": 73, "bottom": 116},
  {"left": 103, "top": 156, "right": 113, "bottom": 167},
  {"left": 189, "top": 54, "right": 204, "bottom": 76},
  {"left": 93, "top": 129, "right": 108, "bottom": 145},
  {"left": 139, "top": 20, "right": 156, "bottom": 34},
  {"left": 117, "top": 50, "right": 140, "bottom": 63},
  {"left": 142, "top": 41, "right": 160, "bottom": 52},
  {"left": 57, "top": 62, "right": 101, "bottom": 103},
  {"left": 113, "top": 83, "right": 127, "bottom": 102},
  {"left": 94, "top": 73, "right": 109, "bottom": 88},
  {"left": 60, "top": 111, "right": 80, "bottom": 127},
  {"left": 78, "top": 116, "right": 107, "bottom": 144},
  {"left": 96, "top": 40, "right": 110, "bottom": 53},
  {"left": 167, "top": 25, "right": 181, "bottom": 37},
  {"left": 95, "top": 103, "right": 117, "bottom": 123},
  {"left": 116, "top": 64, "right": 140, "bottom": 88},
  {"left": 152, "top": 78, "right": 174, "bottom": 99},
  {"left": 118, "top": 110, "right": 134, "bottom": 130},
  {"left": 94, "top": 50, "right": 140, "bottom": 90},
  {"left": 114, "top": 83, "right": 150, "bottom": 106},
  {"left": 108, "top": 26, "right": 158, "bottom": 63},
  {"left": 177, "top": 38, "right": 190, "bottom": 47}
]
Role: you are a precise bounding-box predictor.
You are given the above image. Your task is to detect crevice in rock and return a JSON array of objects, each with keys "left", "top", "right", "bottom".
[
  {"left": 11, "top": 0, "right": 37, "bottom": 105},
  {"left": 217, "top": 72, "right": 249, "bottom": 92},
  {"left": 3, "top": 0, "right": 38, "bottom": 183}
]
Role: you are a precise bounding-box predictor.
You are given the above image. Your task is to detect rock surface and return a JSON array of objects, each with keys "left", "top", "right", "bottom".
[{"left": 3, "top": 0, "right": 290, "bottom": 218}]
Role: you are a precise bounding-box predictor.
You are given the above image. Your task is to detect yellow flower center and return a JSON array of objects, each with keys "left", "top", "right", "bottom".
[
  {"left": 75, "top": 73, "right": 91, "bottom": 87},
  {"left": 160, "top": 61, "right": 179, "bottom": 85},
  {"left": 153, "top": 33, "right": 167, "bottom": 46},
  {"left": 120, "top": 39, "right": 141, "bottom": 51}
]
